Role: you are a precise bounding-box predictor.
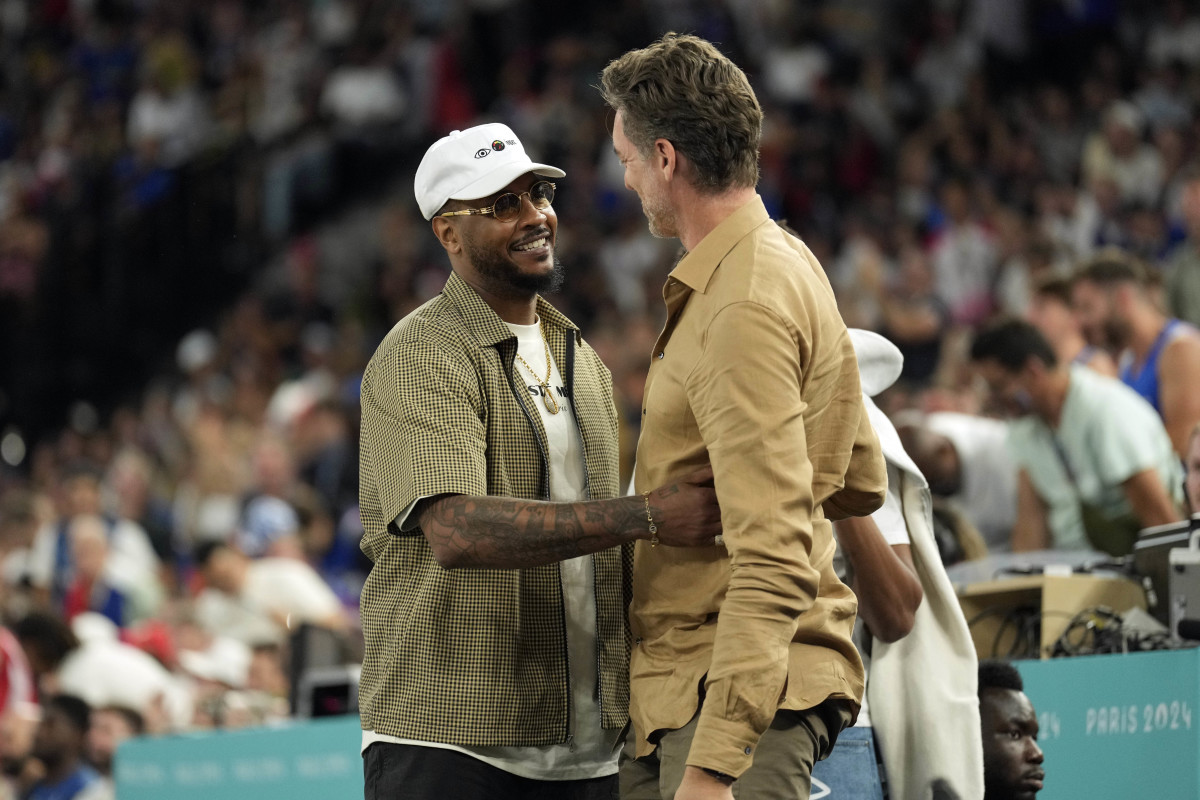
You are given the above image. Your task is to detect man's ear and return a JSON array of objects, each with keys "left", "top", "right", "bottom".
[
  {"left": 1114, "top": 283, "right": 1137, "bottom": 312},
  {"left": 653, "top": 138, "right": 677, "bottom": 182},
  {"left": 432, "top": 217, "right": 462, "bottom": 255},
  {"left": 1023, "top": 356, "right": 1046, "bottom": 381}
]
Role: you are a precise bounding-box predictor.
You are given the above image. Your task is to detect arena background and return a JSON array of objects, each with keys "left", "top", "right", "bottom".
[{"left": 0, "top": 1, "right": 1198, "bottom": 798}]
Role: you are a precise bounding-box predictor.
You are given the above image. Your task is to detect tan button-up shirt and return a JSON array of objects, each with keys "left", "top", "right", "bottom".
[{"left": 631, "top": 197, "right": 887, "bottom": 777}]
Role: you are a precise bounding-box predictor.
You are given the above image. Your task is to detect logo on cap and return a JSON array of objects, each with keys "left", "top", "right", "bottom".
[
  {"left": 491, "top": 140, "right": 506, "bottom": 151},
  {"left": 475, "top": 149, "right": 491, "bottom": 159}
]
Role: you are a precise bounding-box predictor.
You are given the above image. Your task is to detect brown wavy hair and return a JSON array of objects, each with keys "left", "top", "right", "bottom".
[
  {"left": 600, "top": 33, "right": 762, "bottom": 194},
  {"left": 1072, "top": 248, "right": 1151, "bottom": 289}
]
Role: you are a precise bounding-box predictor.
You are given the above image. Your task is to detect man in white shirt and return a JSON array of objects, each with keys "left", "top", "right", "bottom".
[
  {"left": 26, "top": 467, "right": 161, "bottom": 619},
  {"left": 897, "top": 411, "right": 1018, "bottom": 553},
  {"left": 193, "top": 541, "right": 346, "bottom": 645},
  {"left": 836, "top": 329, "right": 983, "bottom": 800}
]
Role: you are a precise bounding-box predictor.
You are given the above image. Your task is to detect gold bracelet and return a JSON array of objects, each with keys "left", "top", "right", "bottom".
[{"left": 642, "top": 491, "right": 659, "bottom": 547}]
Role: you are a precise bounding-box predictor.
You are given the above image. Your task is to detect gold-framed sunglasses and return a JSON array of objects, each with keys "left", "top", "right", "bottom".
[{"left": 438, "top": 181, "right": 556, "bottom": 223}]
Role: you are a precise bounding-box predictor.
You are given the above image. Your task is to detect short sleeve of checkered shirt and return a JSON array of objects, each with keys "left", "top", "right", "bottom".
[{"left": 360, "top": 330, "right": 488, "bottom": 530}]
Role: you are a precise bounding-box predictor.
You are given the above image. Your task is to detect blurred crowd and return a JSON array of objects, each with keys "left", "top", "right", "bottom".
[{"left": 1, "top": 0, "right": 1200, "bottom": 794}]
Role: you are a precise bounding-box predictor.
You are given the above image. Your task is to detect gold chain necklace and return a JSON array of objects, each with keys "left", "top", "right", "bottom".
[{"left": 514, "top": 322, "right": 560, "bottom": 415}]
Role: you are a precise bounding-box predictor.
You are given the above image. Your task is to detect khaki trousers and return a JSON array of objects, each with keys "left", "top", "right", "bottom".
[{"left": 619, "top": 700, "right": 853, "bottom": 800}]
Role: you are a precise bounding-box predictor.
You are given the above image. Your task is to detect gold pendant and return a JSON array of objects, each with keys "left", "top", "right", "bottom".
[{"left": 543, "top": 389, "right": 560, "bottom": 414}]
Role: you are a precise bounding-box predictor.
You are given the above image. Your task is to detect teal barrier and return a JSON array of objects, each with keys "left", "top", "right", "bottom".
[
  {"left": 1018, "top": 648, "right": 1200, "bottom": 800},
  {"left": 116, "top": 715, "right": 362, "bottom": 799},
  {"left": 116, "top": 648, "right": 1200, "bottom": 800},
  {"left": 118, "top": 716, "right": 885, "bottom": 798}
]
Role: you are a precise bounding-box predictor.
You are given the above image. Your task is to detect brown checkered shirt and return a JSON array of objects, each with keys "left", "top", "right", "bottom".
[{"left": 357, "top": 270, "right": 629, "bottom": 746}]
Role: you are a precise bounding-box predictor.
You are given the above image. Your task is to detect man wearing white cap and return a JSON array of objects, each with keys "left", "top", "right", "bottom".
[
  {"left": 838, "top": 329, "right": 983, "bottom": 800},
  {"left": 356, "top": 123, "right": 721, "bottom": 799}
]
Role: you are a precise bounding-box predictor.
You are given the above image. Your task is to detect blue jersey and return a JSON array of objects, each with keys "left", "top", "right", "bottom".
[{"left": 1118, "top": 318, "right": 1193, "bottom": 413}]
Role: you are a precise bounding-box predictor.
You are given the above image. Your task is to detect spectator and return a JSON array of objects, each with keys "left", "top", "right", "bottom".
[
  {"left": 978, "top": 660, "right": 1044, "bottom": 800},
  {"left": 14, "top": 609, "right": 189, "bottom": 740},
  {"left": 930, "top": 176, "right": 998, "bottom": 326},
  {"left": 11, "top": 612, "right": 78, "bottom": 697},
  {"left": 897, "top": 411, "right": 1018, "bottom": 553},
  {"left": 875, "top": 245, "right": 951, "bottom": 386},
  {"left": 0, "top": 624, "right": 36, "bottom": 799},
  {"left": 234, "top": 435, "right": 305, "bottom": 560},
  {"left": 85, "top": 705, "right": 142, "bottom": 780},
  {"left": 250, "top": 9, "right": 318, "bottom": 144},
  {"left": 1186, "top": 424, "right": 1200, "bottom": 515},
  {"left": 192, "top": 541, "right": 346, "bottom": 646},
  {"left": 914, "top": 9, "right": 981, "bottom": 111},
  {"left": 26, "top": 466, "right": 161, "bottom": 619},
  {"left": 289, "top": 399, "right": 357, "bottom": 521},
  {"left": 1036, "top": 182, "right": 1100, "bottom": 261},
  {"left": 177, "top": 636, "right": 255, "bottom": 729},
  {"left": 1026, "top": 276, "right": 1118, "bottom": 376},
  {"left": 104, "top": 448, "right": 174, "bottom": 566},
  {"left": 60, "top": 516, "right": 126, "bottom": 628},
  {"left": 1033, "top": 86, "right": 1085, "bottom": 184},
  {"left": 1072, "top": 252, "right": 1200, "bottom": 457},
  {"left": 319, "top": 43, "right": 406, "bottom": 132},
  {"left": 25, "top": 695, "right": 110, "bottom": 800},
  {"left": 1164, "top": 164, "right": 1200, "bottom": 328},
  {"left": 838, "top": 328, "right": 982, "bottom": 800},
  {"left": 0, "top": 489, "right": 43, "bottom": 618},
  {"left": 969, "top": 318, "right": 1182, "bottom": 556},
  {"left": 835, "top": 339, "right": 924, "bottom": 646},
  {"left": 1145, "top": 0, "right": 1200, "bottom": 69},
  {"left": 1080, "top": 101, "right": 1162, "bottom": 208},
  {"left": 125, "top": 34, "right": 210, "bottom": 168},
  {"left": 235, "top": 495, "right": 302, "bottom": 562},
  {"left": 171, "top": 406, "right": 245, "bottom": 549},
  {"left": 759, "top": 16, "right": 829, "bottom": 112}
]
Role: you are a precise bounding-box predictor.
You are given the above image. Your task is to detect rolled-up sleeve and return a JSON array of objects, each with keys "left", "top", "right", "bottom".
[
  {"left": 685, "top": 300, "right": 823, "bottom": 776},
  {"left": 825, "top": 404, "right": 887, "bottom": 521}
]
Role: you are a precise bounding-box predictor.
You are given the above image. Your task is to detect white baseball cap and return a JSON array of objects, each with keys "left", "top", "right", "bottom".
[
  {"left": 414, "top": 123, "right": 565, "bottom": 220},
  {"left": 848, "top": 328, "right": 904, "bottom": 397}
]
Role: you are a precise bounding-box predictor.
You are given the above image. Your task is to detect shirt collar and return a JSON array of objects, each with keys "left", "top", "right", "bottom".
[
  {"left": 441, "top": 270, "right": 580, "bottom": 348},
  {"left": 669, "top": 196, "right": 770, "bottom": 294}
]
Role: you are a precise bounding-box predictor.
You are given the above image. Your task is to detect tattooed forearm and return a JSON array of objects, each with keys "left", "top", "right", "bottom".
[{"left": 418, "top": 494, "right": 649, "bottom": 569}]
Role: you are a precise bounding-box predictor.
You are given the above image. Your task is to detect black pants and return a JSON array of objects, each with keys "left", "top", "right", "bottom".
[{"left": 363, "top": 743, "right": 619, "bottom": 800}]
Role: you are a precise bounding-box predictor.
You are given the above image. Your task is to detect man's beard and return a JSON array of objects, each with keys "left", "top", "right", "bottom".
[
  {"left": 465, "top": 238, "right": 565, "bottom": 296},
  {"left": 928, "top": 471, "right": 961, "bottom": 498},
  {"left": 1102, "top": 316, "right": 1131, "bottom": 351},
  {"left": 641, "top": 189, "right": 678, "bottom": 239}
]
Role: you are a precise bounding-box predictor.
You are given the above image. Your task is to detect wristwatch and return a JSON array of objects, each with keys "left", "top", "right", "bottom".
[{"left": 700, "top": 767, "right": 736, "bottom": 785}]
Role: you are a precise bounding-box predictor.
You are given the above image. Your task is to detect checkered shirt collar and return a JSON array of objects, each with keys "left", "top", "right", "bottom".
[{"left": 442, "top": 270, "right": 580, "bottom": 347}]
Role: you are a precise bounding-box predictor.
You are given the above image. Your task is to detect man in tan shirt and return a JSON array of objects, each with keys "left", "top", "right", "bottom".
[{"left": 601, "top": 34, "right": 887, "bottom": 800}]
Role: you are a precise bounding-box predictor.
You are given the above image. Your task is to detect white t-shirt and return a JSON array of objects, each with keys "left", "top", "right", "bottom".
[
  {"left": 364, "top": 318, "right": 620, "bottom": 780},
  {"left": 871, "top": 462, "right": 912, "bottom": 548},
  {"left": 925, "top": 411, "right": 1018, "bottom": 552},
  {"left": 194, "top": 557, "right": 344, "bottom": 645},
  {"left": 1007, "top": 366, "right": 1183, "bottom": 550},
  {"left": 28, "top": 517, "right": 160, "bottom": 593},
  {"left": 58, "top": 622, "right": 193, "bottom": 730},
  {"left": 847, "top": 397, "right": 912, "bottom": 728}
]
